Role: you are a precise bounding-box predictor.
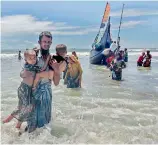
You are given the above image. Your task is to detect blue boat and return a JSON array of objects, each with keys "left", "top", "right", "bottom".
[{"left": 90, "top": 2, "right": 112, "bottom": 65}]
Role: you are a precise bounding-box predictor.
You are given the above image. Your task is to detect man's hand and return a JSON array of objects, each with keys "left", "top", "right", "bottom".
[
  {"left": 49, "top": 59, "right": 61, "bottom": 86},
  {"left": 49, "top": 59, "right": 61, "bottom": 73},
  {"left": 49, "top": 59, "right": 66, "bottom": 73}
]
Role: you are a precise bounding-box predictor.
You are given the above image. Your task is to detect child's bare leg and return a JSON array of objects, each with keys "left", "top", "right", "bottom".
[
  {"left": 3, "top": 115, "right": 14, "bottom": 123},
  {"left": 16, "top": 121, "right": 22, "bottom": 129}
]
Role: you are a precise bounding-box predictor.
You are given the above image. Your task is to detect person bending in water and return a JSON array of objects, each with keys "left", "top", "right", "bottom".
[
  {"left": 137, "top": 52, "right": 146, "bottom": 66},
  {"left": 3, "top": 50, "right": 41, "bottom": 129}
]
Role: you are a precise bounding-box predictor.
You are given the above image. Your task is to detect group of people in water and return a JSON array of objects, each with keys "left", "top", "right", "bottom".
[
  {"left": 103, "top": 41, "right": 128, "bottom": 81},
  {"left": 104, "top": 41, "right": 152, "bottom": 81},
  {"left": 137, "top": 50, "right": 152, "bottom": 67},
  {"left": 3, "top": 31, "right": 83, "bottom": 135},
  {"left": 2, "top": 31, "right": 152, "bottom": 136}
]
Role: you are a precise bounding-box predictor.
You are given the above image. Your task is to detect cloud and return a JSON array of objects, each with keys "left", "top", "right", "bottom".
[
  {"left": 1, "top": 15, "right": 98, "bottom": 36},
  {"left": 111, "top": 20, "right": 147, "bottom": 30},
  {"left": 1, "top": 14, "right": 147, "bottom": 37},
  {"left": 111, "top": 9, "right": 158, "bottom": 17},
  {"left": 24, "top": 40, "right": 34, "bottom": 44}
]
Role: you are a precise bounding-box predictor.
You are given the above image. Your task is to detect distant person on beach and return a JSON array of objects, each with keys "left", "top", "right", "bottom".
[
  {"left": 137, "top": 52, "right": 146, "bottom": 66},
  {"left": 124, "top": 48, "right": 128, "bottom": 62},
  {"left": 18, "top": 51, "right": 22, "bottom": 60},
  {"left": 143, "top": 50, "right": 152, "bottom": 67},
  {"left": 64, "top": 55, "right": 83, "bottom": 88},
  {"left": 3, "top": 50, "right": 39, "bottom": 130}
]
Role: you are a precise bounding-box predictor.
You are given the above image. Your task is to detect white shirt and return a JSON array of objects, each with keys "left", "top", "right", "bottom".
[
  {"left": 102, "top": 48, "right": 110, "bottom": 56},
  {"left": 110, "top": 43, "right": 117, "bottom": 52}
]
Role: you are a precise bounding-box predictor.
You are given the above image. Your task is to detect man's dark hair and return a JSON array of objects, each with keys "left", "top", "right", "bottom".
[{"left": 39, "top": 31, "right": 52, "bottom": 42}]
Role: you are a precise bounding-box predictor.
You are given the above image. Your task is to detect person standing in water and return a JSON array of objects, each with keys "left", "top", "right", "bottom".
[
  {"left": 109, "top": 56, "right": 126, "bottom": 81},
  {"left": 27, "top": 31, "right": 66, "bottom": 133},
  {"left": 64, "top": 55, "right": 83, "bottom": 88}
]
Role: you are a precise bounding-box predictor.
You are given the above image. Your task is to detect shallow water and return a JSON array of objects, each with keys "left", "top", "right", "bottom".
[{"left": 1, "top": 51, "right": 158, "bottom": 144}]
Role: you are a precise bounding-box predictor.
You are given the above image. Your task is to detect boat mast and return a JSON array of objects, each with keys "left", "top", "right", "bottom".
[{"left": 117, "top": 3, "right": 125, "bottom": 49}]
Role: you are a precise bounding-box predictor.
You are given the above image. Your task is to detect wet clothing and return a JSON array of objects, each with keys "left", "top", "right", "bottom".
[
  {"left": 64, "top": 62, "right": 82, "bottom": 88},
  {"left": 27, "top": 56, "right": 53, "bottom": 133},
  {"left": 110, "top": 60, "right": 126, "bottom": 81},
  {"left": 11, "top": 82, "right": 34, "bottom": 122},
  {"left": 9, "top": 64, "right": 40, "bottom": 123},
  {"left": 67, "top": 76, "right": 80, "bottom": 88}
]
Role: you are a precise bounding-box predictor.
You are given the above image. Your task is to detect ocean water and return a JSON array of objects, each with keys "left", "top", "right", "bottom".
[{"left": 1, "top": 49, "right": 158, "bottom": 144}]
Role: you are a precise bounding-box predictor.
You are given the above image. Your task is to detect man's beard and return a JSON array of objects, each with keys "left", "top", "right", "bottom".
[{"left": 40, "top": 48, "right": 49, "bottom": 56}]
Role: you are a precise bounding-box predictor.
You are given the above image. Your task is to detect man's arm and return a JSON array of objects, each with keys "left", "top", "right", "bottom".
[
  {"left": 53, "top": 70, "right": 60, "bottom": 86},
  {"left": 53, "top": 61, "right": 66, "bottom": 86},
  {"left": 59, "top": 61, "right": 67, "bottom": 72},
  {"left": 49, "top": 60, "right": 66, "bottom": 86}
]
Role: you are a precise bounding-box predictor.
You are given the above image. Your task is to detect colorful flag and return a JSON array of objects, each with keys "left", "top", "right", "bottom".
[{"left": 102, "top": 2, "right": 110, "bottom": 23}]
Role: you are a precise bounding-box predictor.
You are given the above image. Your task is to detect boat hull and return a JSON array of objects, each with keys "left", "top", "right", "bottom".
[{"left": 89, "top": 49, "right": 107, "bottom": 65}]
